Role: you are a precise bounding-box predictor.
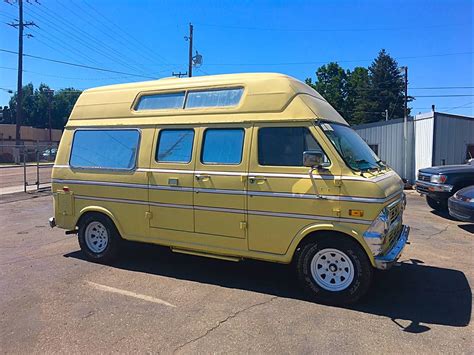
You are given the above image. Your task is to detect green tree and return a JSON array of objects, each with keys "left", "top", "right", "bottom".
[
  {"left": 306, "top": 49, "right": 412, "bottom": 124},
  {"left": 367, "top": 49, "right": 411, "bottom": 122},
  {"left": 306, "top": 62, "right": 350, "bottom": 118},
  {"left": 7, "top": 83, "right": 82, "bottom": 129},
  {"left": 346, "top": 67, "right": 376, "bottom": 124}
]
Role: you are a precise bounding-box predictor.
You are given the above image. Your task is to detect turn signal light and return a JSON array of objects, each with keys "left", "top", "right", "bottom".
[{"left": 349, "top": 209, "right": 364, "bottom": 217}]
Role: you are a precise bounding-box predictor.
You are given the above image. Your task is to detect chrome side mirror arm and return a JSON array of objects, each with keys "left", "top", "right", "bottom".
[{"left": 309, "top": 166, "right": 326, "bottom": 200}]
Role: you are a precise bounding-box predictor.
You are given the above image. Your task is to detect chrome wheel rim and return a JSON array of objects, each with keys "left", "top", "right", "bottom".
[
  {"left": 310, "top": 248, "right": 354, "bottom": 292},
  {"left": 84, "top": 221, "right": 109, "bottom": 254}
]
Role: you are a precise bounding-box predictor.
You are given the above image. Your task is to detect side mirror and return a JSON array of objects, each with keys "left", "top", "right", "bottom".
[{"left": 303, "top": 151, "right": 324, "bottom": 168}]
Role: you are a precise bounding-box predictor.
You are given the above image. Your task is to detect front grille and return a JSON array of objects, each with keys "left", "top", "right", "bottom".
[
  {"left": 387, "top": 200, "right": 402, "bottom": 225},
  {"left": 384, "top": 223, "right": 403, "bottom": 253},
  {"left": 418, "top": 173, "right": 431, "bottom": 182}
]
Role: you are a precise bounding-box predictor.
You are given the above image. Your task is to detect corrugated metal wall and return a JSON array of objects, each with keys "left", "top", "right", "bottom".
[
  {"left": 414, "top": 113, "right": 434, "bottom": 178},
  {"left": 354, "top": 118, "right": 415, "bottom": 182},
  {"left": 433, "top": 113, "right": 474, "bottom": 166}
]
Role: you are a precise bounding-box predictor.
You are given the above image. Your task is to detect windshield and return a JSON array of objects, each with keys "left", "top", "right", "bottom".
[{"left": 319, "top": 122, "right": 383, "bottom": 171}]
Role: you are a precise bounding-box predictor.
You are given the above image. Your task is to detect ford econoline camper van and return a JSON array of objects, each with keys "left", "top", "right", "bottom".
[{"left": 49, "top": 73, "right": 409, "bottom": 305}]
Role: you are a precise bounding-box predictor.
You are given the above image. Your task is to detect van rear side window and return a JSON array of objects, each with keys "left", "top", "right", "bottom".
[{"left": 70, "top": 129, "right": 140, "bottom": 170}]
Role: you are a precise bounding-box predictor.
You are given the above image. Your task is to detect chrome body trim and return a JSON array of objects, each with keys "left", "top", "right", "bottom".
[
  {"left": 374, "top": 225, "right": 410, "bottom": 270},
  {"left": 415, "top": 180, "right": 453, "bottom": 193},
  {"left": 52, "top": 178, "right": 402, "bottom": 204},
  {"left": 56, "top": 165, "right": 399, "bottom": 182}
]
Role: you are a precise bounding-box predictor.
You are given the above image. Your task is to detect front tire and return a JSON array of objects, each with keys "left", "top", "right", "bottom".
[
  {"left": 78, "top": 213, "right": 120, "bottom": 263},
  {"left": 426, "top": 196, "right": 448, "bottom": 212},
  {"left": 296, "top": 236, "right": 373, "bottom": 305}
]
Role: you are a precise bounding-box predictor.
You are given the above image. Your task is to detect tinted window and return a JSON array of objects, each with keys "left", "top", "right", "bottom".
[
  {"left": 156, "top": 129, "right": 194, "bottom": 163},
  {"left": 201, "top": 129, "right": 244, "bottom": 165},
  {"left": 135, "top": 92, "right": 185, "bottom": 110},
  {"left": 258, "top": 127, "right": 327, "bottom": 166},
  {"left": 70, "top": 130, "right": 139, "bottom": 170},
  {"left": 186, "top": 88, "right": 243, "bottom": 108}
]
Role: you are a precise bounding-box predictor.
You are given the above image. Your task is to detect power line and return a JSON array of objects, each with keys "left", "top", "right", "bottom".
[
  {"left": 410, "top": 86, "right": 474, "bottom": 90},
  {"left": 195, "top": 21, "right": 470, "bottom": 33},
  {"left": 413, "top": 94, "right": 474, "bottom": 98},
  {"left": 80, "top": 0, "right": 172, "bottom": 67},
  {"left": 0, "top": 65, "right": 138, "bottom": 81},
  {"left": 202, "top": 51, "right": 473, "bottom": 66},
  {"left": 24, "top": 3, "right": 151, "bottom": 76},
  {"left": 0, "top": 48, "right": 157, "bottom": 79}
]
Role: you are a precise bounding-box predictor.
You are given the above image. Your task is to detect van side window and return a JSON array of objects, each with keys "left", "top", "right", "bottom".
[
  {"left": 156, "top": 129, "right": 194, "bottom": 163},
  {"left": 70, "top": 129, "right": 140, "bottom": 170},
  {"left": 185, "top": 88, "right": 243, "bottom": 108},
  {"left": 258, "top": 127, "right": 328, "bottom": 166},
  {"left": 135, "top": 92, "right": 185, "bottom": 110},
  {"left": 201, "top": 128, "right": 244, "bottom": 165}
]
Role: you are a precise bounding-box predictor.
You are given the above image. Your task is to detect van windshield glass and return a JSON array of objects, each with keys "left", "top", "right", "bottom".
[{"left": 319, "top": 122, "right": 382, "bottom": 171}]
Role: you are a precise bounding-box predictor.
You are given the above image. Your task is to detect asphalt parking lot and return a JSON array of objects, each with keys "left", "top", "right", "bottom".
[{"left": 0, "top": 191, "right": 472, "bottom": 353}]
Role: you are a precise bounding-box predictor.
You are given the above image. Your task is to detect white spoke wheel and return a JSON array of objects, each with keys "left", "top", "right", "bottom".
[
  {"left": 84, "top": 221, "right": 109, "bottom": 253},
  {"left": 310, "top": 248, "right": 354, "bottom": 292},
  {"left": 295, "top": 237, "right": 373, "bottom": 305},
  {"left": 78, "top": 213, "right": 120, "bottom": 263}
]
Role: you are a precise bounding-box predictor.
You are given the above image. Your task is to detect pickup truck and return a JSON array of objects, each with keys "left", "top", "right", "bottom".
[{"left": 415, "top": 161, "right": 474, "bottom": 212}]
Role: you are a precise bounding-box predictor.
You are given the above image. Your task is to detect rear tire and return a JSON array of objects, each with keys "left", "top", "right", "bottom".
[
  {"left": 295, "top": 236, "right": 373, "bottom": 305},
  {"left": 426, "top": 196, "right": 448, "bottom": 212},
  {"left": 78, "top": 213, "right": 120, "bottom": 263}
]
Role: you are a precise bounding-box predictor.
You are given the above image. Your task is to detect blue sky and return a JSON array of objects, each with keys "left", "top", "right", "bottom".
[{"left": 0, "top": 0, "right": 473, "bottom": 117}]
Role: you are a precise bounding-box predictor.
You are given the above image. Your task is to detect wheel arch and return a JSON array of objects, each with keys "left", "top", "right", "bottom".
[
  {"left": 286, "top": 223, "right": 375, "bottom": 266},
  {"left": 76, "top": 206, "right": 123, "bottom": 237}
]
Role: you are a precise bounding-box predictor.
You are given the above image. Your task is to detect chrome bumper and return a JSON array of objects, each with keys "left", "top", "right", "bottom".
[
  {"left": 415, "top": 180, "right": 453, "bottom": 194},
  {"left": 48, "top": 217, "right": 56, "bottom": 228},
  {"left": 374, "top": 225, "right": 410, "bottom": 270}
]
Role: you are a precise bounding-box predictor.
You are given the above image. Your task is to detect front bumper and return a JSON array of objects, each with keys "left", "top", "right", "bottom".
[
  {"left": 374, "top": 225, "right": 410, "bottom": 270},
  {"left": 415, "top": 180, "right": 453, "bottom": 195},
  {"left": 448, "top": 198, "right": 474, "bottom": 222}
]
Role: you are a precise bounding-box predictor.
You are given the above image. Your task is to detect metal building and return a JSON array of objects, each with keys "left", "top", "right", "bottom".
[{"left": 353, "top": 111, "right": 474, "bottom": 184}]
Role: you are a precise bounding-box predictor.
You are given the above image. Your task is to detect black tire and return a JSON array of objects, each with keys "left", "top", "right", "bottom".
[
  {"left": 426, "top": 196, "right": 448, "bottom": 212},
  {"left": 78, "top": 213, "right": 120, "bottom": 263},
  {"left": 295, "top": 236, "right": 373, "bottom": 305}
]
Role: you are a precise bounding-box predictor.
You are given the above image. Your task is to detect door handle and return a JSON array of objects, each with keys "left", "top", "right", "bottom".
[
  {"left": 195, "top": 174, "right": 211, "bottom": 182},
  {"left": 248, "top": 176, "right": 267, "bottom": 184}
]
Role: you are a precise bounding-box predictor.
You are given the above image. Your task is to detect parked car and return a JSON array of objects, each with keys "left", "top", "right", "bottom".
[
  {"left": 42, "top": 148, "right": 58, "bottom": 161},
  {"left": 416, "top": 162, "right": 474, "bottom": 212},
  {"left": 448, "top": 186, "right": 474, "bottom": 222}
]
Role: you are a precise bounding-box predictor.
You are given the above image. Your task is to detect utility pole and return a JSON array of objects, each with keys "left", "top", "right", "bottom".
[
  {"left": 187, "top": 23, "right": 193, "bottom": 77},
  {"left": 6, "top": 0, "right": 37, "bottom": 145},
  {"left": 401, "top": 66, "right": 408, "bottom": 182}
]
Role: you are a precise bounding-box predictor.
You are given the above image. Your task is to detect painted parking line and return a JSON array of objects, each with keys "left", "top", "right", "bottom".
[{"left": 87, "top": 281, "right": 176, "bottom": 308}]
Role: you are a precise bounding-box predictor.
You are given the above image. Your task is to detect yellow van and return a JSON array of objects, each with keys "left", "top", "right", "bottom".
[{"left": 49, "top": 73, "right": 409, "bottom": 305}]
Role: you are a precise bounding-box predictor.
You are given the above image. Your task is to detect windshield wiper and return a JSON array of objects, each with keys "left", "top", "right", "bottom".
[{"left": 356, "top": 159, "right": 381, "bottom": 173}]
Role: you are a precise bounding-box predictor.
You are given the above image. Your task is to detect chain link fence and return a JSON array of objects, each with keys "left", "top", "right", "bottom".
[{"left": 0, "top": 142, "right": 59, "bottom": 193}]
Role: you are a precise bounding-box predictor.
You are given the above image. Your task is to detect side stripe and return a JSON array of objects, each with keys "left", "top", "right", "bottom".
[
  {"left": 52, "top": 178, "right": 402, "bottom": 203},
  {"left": 73, "top": 194, "right": 372, "bottom": 225}
]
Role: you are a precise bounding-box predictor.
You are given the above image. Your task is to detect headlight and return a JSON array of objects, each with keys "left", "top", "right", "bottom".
[
  {"left": 430, "top": 175, "right": 447, "bottom": 184},
  {"left": 363, "top": 208, "right": 389, "bottom": 256}
]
